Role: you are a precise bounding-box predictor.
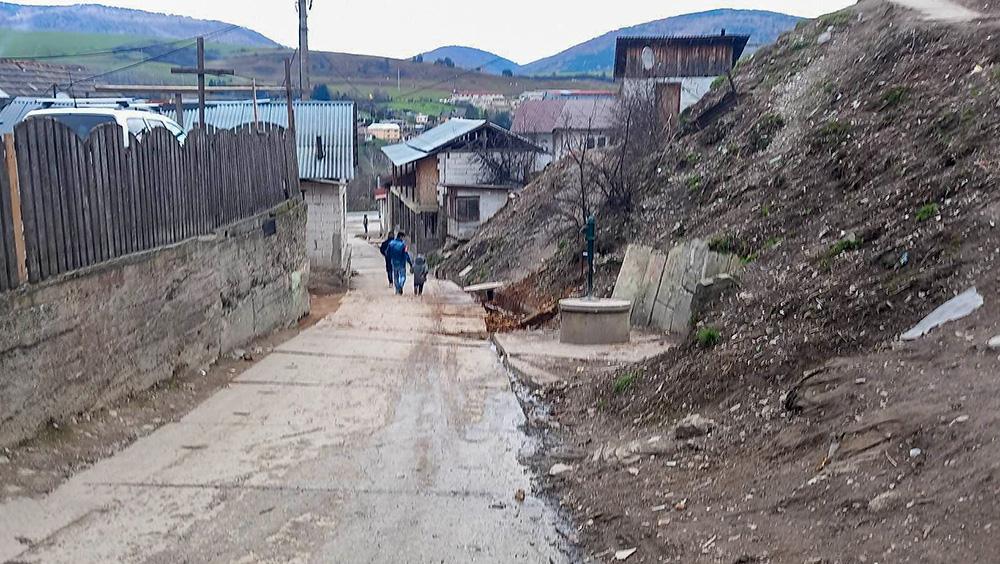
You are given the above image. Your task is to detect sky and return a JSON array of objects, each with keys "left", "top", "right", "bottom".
[{"left": 16, "top": 0, "right": 856, "bottom": 64}]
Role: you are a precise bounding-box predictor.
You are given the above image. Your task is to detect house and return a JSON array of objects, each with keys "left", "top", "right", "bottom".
[
  {"left": 381, "top": 118, "right": 544, "bottom": 249},
  {"left": 0, "top": 60, "right": 95, "bottom": 101},
  {"left": 512, "top": 96, "right": 617, "bottom": 161},
  {"left": 614, "top": 32, "right": 750, "bottom": 125},
  {"left": 368, "top": 122, "right": 401, "bottom": 142},
  {"left": 170, "top": 100, "right": 357, "bottom": 286}
]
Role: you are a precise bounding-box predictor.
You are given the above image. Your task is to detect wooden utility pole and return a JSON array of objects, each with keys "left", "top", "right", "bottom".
[
  {"left": 170, "top": 36, "right": 235, "bottom": 128},
  {"left": 173, "top": 93, "right": 185, "bottom": 128},
  {"left": 298, "top": 0, "right": 311, "bottom": 100},
  {"left": 284, "top": 58, "right": 296, "bottom": 134}
]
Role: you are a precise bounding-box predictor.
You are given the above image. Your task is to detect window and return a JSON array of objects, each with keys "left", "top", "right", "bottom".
[
  {"left": 586, "top": 136, "right": 596, "bottom": 150},
  {"left": 455, "top": 196, "right": 480, "bottom": 223},
  {"left": 43, "top": 114, "right": 115, "bottom": 139},
  {"left": 126, "top": 118, "right": 148, "bottom": 138},
  {"left": 597, "top": 136, "right": 608, "bottom": 148}
]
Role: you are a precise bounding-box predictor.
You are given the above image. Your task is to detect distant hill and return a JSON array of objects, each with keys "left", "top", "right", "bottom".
[
  {"left": 521, "top": 9, "right": 802, "bottom": 76},
  {"left": 417, "top": 46, "right": 520, "bottom": 76},
  {"left": 0, "top": 2, "right": 279, "bottom": 47}
]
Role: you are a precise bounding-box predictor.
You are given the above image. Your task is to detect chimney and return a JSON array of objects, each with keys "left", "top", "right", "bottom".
[{"left": 721, "top": 28, "right": 727, "bottom": 36}]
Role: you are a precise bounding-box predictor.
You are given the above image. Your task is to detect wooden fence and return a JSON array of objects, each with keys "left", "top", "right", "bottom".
[{"left": 0, "top": 120, "right": 300, "bottom": 289}]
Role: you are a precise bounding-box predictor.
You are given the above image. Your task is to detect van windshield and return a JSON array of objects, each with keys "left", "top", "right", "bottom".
[{"left": 41, "top": 114, "right": 117, "bottom": 139}]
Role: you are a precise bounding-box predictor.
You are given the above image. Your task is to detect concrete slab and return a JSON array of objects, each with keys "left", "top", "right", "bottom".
[
  {"left": 612, "top": 244, "right": 653, "bottom": 303},
  {"left": 494, "top": 329, "right": 675, "bottom": 388},
  {"left": 0, "top": 220, "right": 572, "bottom": 563}
]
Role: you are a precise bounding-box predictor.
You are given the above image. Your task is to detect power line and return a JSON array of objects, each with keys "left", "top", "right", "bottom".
[
  {"left": 2, "top": 35, "right": 206, "bottom": 62},
  {"left": 60, "top": 25, "right": 241, "bottom": 89}
]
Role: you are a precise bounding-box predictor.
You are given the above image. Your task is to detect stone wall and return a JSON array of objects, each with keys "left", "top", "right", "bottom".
[
  {"left": 613, "top": 240, "right": 742, "bottom": 335},
  {"left": 0, "top": 200, "right": 310, "bottom": 448}
]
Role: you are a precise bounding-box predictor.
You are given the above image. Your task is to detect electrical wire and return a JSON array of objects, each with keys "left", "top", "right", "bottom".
[
  {"left": 60, "top": 24, "right": 241, "bottom": 89},
  {"left": 4, "top": 24, "right": 241, "bottom": 62}
]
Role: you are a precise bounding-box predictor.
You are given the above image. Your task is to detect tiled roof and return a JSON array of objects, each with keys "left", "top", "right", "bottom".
[
  {"left": 0, "top": 60, "right": 95, "bottom": 98},
  {"left": 512, "top": 97, "right": 617, "bottom": 135}
]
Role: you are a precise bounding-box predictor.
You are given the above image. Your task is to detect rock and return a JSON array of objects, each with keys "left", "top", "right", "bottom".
[
  {"left": 514, "top": 489, "right": 526, "bottom": 503},
  {"left": 242, "top": 352, "right": 254, "bottom": 362},
  {"left": 674, "top": 414, "right": 717, "bottom": 440},
  {"left": 817, "top": 27, "right": 833, "bottom": 45},
  {"left": 231, "top": 349, "right": 247, "bottom": 360},
  {"left": 674, "top": 499, "right": 688, "bottom": 511},
  {"left": 627, "top": 467, "right": 640, "bottom": 476},
  {"left": 0, "top": 455, "right": 8, "bottom": 465},
  {"left": 868, "top": 490, "right": 905, "bottom": 513},
  {"left": 614, "top": 548, "right": 637, "bottom": 561},
  {"left": 988, "top": 335, "right": 1000, "bottom": 350},
  {"left": 549, "top": 463, "right": 574, "bottom": 476},
  {"left": 901, "top": 287, "right": 984, "bottom": 341},
  {"left": 910, "top": 447, "right": 923, "bottom": 458}
]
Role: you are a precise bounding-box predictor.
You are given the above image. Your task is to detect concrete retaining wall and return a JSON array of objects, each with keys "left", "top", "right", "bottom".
[
  {"left": 0, "top": 200, "right": 310, "bottom": 448},
  {"left": 613, "top": 240, "right": 742, "bottom": 335}
]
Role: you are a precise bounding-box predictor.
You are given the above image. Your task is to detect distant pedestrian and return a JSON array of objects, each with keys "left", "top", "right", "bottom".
[
  {"left": 412, "top": 254, "right": 428, "bottom": 296},
  {"left": 379, "top": 232, "right": 396, "bottom": 287},
  {"left": 363, "top": 214, "right": 369, "bottom": 237},
  {"left": 387, "top": 232, "right": 412, "bottom": 295}
]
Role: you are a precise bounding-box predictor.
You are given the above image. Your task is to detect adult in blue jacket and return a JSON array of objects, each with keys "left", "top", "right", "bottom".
[{"left": 387, "top": 232, "right": 413, "bottom": 295}]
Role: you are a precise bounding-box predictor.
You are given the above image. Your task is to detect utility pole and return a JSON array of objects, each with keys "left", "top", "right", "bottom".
[
  {"left": 298, "top": 0, "right": 311, "bottom": 100},
  {"left": 285, "top": 58, "right": 296, "bottom": 134},
  {"left": 170, "top": 36, "right": 235, "bottom": 128}
]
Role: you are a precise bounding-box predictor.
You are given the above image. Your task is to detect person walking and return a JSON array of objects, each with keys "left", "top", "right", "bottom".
[
  {"left": 363, "top": 214, "right": 369, "bottom": 237},
  {"left": 412, "top": 254, "right": 428, "bottom": 296},
  {"left": 387, "top": 232, "right": 412, "bottom": 295},
  {"left": 379, "top": 232, "right": 396, "bottom": 287}
]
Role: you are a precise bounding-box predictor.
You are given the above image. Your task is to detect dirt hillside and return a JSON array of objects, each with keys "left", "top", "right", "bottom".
[{"left": 444, "top": 0, "right": 1000, "bottom": 561}]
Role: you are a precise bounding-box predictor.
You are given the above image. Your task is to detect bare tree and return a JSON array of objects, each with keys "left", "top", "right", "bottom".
[{"left": 470, "top": 131, "right": 538, "bottom": 186}]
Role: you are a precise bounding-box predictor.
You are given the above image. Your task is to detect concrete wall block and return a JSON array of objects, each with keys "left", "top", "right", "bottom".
[
  {"left": 0, "top": 201, "right": 309, "bottom": 448},
  {"left": 633, "top": 249, "right": 666, "bottom": 326},
  {"left": 612, "top": 244, "right": 653, "bottom": 303}
]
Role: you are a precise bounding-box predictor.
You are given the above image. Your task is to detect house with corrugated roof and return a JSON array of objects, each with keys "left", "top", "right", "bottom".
[
  {"left": 381, "top": 118, "right": 544, "bottom": 249},
  {"left": 512, "top": 96, "right": 618, "bottom": 161},
  {"left": 170, "top": 99, "right": 357, "bottom": 285}
]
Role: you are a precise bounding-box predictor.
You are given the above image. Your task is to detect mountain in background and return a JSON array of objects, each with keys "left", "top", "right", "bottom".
[
  {"left": 416, "top": 46, "right": 520, "bottom": 76},
  {"left": 0, "top": 2, "right": 279, "bottom": 47},
  {"left": 521, "top": 9, "right": 802, "bottom": 76}
]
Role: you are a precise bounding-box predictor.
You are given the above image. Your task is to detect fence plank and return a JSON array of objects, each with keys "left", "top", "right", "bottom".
[{"left": 4, "top": 120, "right": 299, "bottom": 288}]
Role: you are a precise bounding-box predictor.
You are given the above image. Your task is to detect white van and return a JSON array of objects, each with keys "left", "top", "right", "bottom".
[{"left": 23, "top": 108, "right": 186, "bottom": 146}]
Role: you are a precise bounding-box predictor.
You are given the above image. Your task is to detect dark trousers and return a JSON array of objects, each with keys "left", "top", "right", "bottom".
[{"left": 385, "top": 262, "right": 393, "bottom": 285}]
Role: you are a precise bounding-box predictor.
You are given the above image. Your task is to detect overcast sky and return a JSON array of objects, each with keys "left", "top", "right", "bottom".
[{"left": 17, "top": 0, "right": 856, "bottom": 64}]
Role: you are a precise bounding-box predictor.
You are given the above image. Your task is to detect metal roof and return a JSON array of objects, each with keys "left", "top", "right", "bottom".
[
  {"left": 381, "top": 143, "right": 427, "bottom": 167},
  {"left": 381, "top": 118, "right": 543, "bottom": 167},
  {"left": 169, "top": 100, "right": 356, "bottom": 181},
  {"left": 406, "top": 119, "right": 486, "bottom": 153}
]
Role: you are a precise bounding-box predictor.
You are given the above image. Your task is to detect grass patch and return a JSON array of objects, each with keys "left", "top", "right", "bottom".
[
  {"left": 880, "top": 86, "right": 909, "bottom": 109},
  {"left": 812, "top": 119, "right": 851, "bottom": 147},
  {"left": 612, "top": 371, "right": 640, "bottom": 395},
  {"left": 827, "top": 235, "right": 863, "bottom": 258},
  {"left": 696, "top": 327, "right": 722, "bottom": 348},
  {"left": 711, "top": 75, "right": 728, "bottom": 90},
  {"left": 744, "top": 113, "right": 786, "bottom": 155},
  {"left": 819, "top": 10, "right": 852, "bottom": 28},
  {"left": 708, "top": 235, "right": 737, "bottom": 254},
  {"left": 916, "top": 203, "right": 939, "bottom": 222},
  {"left": 686, "top": 174, "right": 703, "bottom": 191}
]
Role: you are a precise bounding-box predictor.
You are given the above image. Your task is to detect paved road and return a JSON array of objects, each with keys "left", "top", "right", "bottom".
[{"left": 0, "top": 217, "right": 570, "bottom": 563}]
